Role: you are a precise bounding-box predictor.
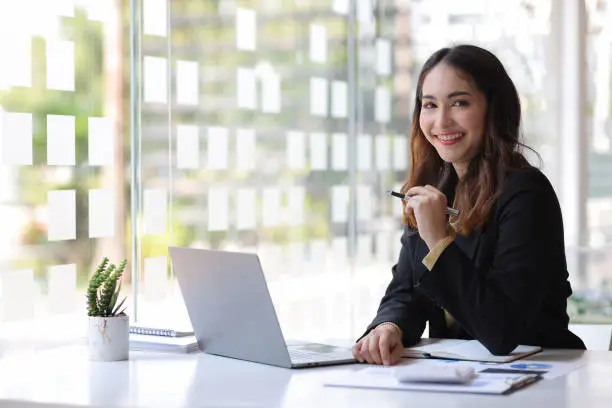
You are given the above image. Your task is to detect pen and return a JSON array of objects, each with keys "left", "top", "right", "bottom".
[
  {"left": 385, "top": 190, "right": 460, "bottom": 216},
  {"left": 505, "top": 374, "right": 541, "bottom": 391}
]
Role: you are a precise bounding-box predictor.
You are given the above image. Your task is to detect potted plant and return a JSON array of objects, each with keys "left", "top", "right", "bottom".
[{"left": 87, "top": 257, "right": 129, "bottom": 361}]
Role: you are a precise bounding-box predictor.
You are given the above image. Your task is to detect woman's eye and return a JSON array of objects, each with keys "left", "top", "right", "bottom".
[
  {"left": 452, "top": 100, "right": 469, "bottom": 107},
  {"left": 422, "top": 102, "right": 436, "bottom": 109}
]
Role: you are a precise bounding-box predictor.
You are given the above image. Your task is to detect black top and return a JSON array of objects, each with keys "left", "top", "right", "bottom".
[{"left": 362, "top": 166, "right": 585, "bottom": 354}]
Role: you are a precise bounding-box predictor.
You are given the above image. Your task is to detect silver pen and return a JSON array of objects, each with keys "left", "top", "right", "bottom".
[{"left": 385, "top": 190, "right": 460, "bottom": 216}]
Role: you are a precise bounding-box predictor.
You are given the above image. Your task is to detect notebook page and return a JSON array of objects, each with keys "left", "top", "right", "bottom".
[{"left": 435, "top": 341, "right": 541, "bottom": 362}]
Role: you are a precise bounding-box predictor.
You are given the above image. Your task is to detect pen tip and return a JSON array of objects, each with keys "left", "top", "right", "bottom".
[{"left": 384, "top": 190, "right": 393, "bottom": 196}]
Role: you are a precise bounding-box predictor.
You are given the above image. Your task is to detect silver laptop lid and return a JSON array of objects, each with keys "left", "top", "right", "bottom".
[{"left": 169, "top": 246, "right": 292, "bottom": 368}]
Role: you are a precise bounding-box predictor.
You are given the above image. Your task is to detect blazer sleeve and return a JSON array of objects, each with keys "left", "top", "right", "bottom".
[
  {"left": 358, "top": 230, "right": 428, "bottom": 346},
  {"left": 416, "top": 168, "right": 560, "bottom": 355}
]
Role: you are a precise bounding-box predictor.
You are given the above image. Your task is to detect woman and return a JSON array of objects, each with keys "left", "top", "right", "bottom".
[{"left": 353, "top": 44, "right": 585, "bottom": 366}]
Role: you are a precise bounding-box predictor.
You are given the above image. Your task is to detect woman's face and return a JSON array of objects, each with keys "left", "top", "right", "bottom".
[{"left": 419, "top": 63, "right": 487, "bottom": 177}]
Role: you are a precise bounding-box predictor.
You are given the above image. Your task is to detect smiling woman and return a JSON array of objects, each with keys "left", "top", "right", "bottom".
[{"left": 353, "top": 44, "right": 586, "bottom": 366}]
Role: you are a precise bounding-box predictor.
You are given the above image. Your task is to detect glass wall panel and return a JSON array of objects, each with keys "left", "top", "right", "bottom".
[
  {"left": 580, "top": 0, "right": 612, "bottom": 322},
  {"left": 0, "top": 0, "right": 130, "bottom": 345}
]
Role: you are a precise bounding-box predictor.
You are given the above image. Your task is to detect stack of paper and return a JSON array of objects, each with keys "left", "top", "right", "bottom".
[{"left": 129, "top": 334, "right": 199, "bottom": 353}]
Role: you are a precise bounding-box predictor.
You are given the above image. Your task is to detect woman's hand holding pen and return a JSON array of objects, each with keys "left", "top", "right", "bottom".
[{"left": 404, "top": 185, "right": 450, "bottom": 250}]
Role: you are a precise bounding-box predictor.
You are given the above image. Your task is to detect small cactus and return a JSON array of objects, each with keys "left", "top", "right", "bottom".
[{"left": 87, "top": 257, "right": 128, "bottom": 317}]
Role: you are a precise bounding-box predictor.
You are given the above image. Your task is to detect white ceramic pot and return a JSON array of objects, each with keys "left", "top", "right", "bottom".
[{"left": 88, "top": 315, "right": 129, "bottom": 361}]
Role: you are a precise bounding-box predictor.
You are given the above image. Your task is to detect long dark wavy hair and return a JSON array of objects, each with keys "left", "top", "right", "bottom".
[{"left": 402, "top": 44, "right": 532, "bottom": 235}]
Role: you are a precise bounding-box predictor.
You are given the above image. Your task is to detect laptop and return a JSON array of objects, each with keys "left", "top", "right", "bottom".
[{"left": 168, "top": 246, "right": 357, "bottom": 368}]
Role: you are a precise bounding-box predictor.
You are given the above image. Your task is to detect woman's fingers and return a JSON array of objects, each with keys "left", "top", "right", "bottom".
[
  {"left": 368, "top": 335, "right": 383, "bottom": 365},
  {"left": 359, "top": 336, "right": 373, "bottom": 363},
  {"left": 406, "top": 185, "right": 446, "bottom": 201},
  {"left": 352, "top": 341, "right": 363, "bottom": 362}
]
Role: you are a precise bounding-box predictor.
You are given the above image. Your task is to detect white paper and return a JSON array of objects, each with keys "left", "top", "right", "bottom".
[
  {"left": 143, "top": 188, "right": 167, "bottom": 235},
  {"left": 208, "top": 187, "right": 228, "bottom": 231},
  {"left": 332, "top": 0, "right": 349, "bottom": 14},
  {"left": 88, "top": 189, "right": 115, "bottom": 238},
  {"left": 236, "top": 188, "right": 256, "bottom": 230},
  {"left": 143, "top": 0, "right": 167, "bottom": 37},
  {"left": 207, "top": 126, "right": 228, "bottom": 169},
  {"left": 357, "top": 185, "right": 373, "bottom": 221},
  {"left": 46, "top": 41, "right": 74, "bottom": 91},
  {"left": 310, "top": 77, "right": 328, "bottom": 117},
  {"left": 375, "top": 135, "right": 390, "bottom": 170},
  {"left": 375, "top": 87, "right": 391, "bottom": 123},
  {"left": 287, "top": 186, "right": 305, "bottom": 226},
  {"left": 88, "top": 117, "right": 114, "bottom": 166},
  {"left": 394, "top": 135, "right": 408, "bottom": 170},
  {"left": 263, "top": 188, "right": 281, "bottom": 227},
  {"left": 261, "top": 72, "right": 281, "bottom": 113},
  {"left": 357, "top": 134, "right": 372, "bottom": 170},
  {"left": 144, "top": 256, "right": 167, "bottom": 301},
  {"left": 376, "top": 38, "right": 392, "bottom": 76},
  {"left": 1, "top": 269, "right": 34, "bottom": 320},
  {"left": 176, "top": 60, "right": 199, "bottom": 105},
  {"left": 48, "top": 190, "right": 76, "bottom": 241},
  {"left": 0, "top": 36, "right": 31, "bottom": 87},
  {"left": 237, "top": 67, "right": 257, "bottom": 109},
  {"left": 286, "top": 131, "right": 305, "bottom": 170},
  {"left": 331, "top": 81, "right": 348, "bottom": 118},
  {"left": 357, "top": 234, "right": 373, "bottom": 262},
  {"left": 310, "top": 24, "right": 327, "bottom": 63},
  {"left": 48, "top": 264, "right": 77, "bottom": 314},
  {"left": 144, "top": 56, "right": 167, "bottom": 103},
  {"left": 176, "top": 124, "right": 199, "bottom": 169},
  {"left": 376, "top": 232, "right": 391, "bottom": 262},
  {"left": 47, "top": 115, "right": 75, "bottom": 166},
  {"left": 236, "top": 128, "right": 256, "bottom": 170},
  {"left": 236, "top": 8, "right": 256, "bottom": 51},
  {"left": 332, "top": 133, "right": 347, "bottom": 170},
  {"left": 331, "top": 185, "right": 349, "bottom": 223},
  {"left": 309, "top": 132, "right": 327, "bottom": 170},
  {"left": 325, "top": 364, "right": 530, "bottom": 395},
  {"left": 0, "top": 112, "right": 32, "bottom": 165}
]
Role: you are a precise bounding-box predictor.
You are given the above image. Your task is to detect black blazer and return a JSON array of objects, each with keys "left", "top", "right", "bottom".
[{"left": 362, "top": 166, "right": 585, "bottom": 354}]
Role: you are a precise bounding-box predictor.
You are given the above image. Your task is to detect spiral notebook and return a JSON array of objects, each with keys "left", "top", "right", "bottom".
[{"left": 129, "top": 325, "right": 193, "bottom": 338}]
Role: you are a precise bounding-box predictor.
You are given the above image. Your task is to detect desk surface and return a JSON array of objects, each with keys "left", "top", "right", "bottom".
[{"left": 0, "top": 343, "right": 610, "bottom": 408}]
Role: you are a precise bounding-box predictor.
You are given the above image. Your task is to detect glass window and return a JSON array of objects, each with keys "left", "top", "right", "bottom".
[
  {"left": 580, "top": 0, "right": 612, "bottom": 322},
  {"left": 0, "top": 0, "right": 130, "bottom": 345}
]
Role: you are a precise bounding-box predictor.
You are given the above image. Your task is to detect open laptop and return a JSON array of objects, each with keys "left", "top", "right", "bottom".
[{"left": 168, "top": 246, "right": 357, "bottom": 368}]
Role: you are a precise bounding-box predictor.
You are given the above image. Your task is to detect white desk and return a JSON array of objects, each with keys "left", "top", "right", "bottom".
[{"left": 0, "top": 344, "right": 610, "bottom": 408}]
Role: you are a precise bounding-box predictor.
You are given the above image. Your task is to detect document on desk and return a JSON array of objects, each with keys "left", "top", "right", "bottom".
[
  {"left": 325, "top": 366, "right": 541, "bottom": 395},
  {"left": 403, "top": 339, "right": 542, "bottom": 363}
]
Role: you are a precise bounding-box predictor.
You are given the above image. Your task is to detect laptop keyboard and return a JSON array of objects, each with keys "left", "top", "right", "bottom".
[{"left": 289, "top": 348, "right": 353, "bottom": 363}]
